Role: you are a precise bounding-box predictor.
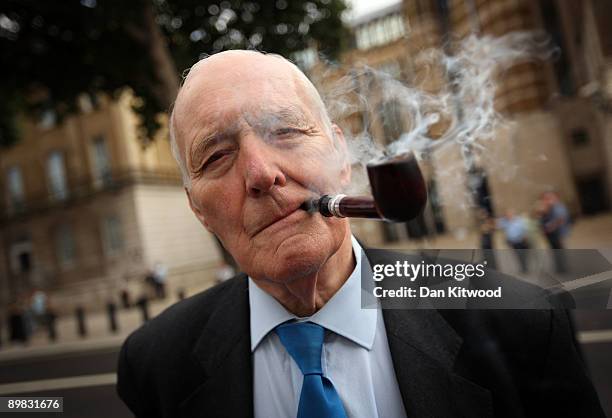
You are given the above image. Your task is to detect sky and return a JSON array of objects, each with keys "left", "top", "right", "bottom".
[{"left": 343, "top": 0, "right": 401, "bottom": 22}]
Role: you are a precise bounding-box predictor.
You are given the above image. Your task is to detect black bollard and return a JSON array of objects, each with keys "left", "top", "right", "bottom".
[
  {"left": 107, "top": 302, "right": 118, "bottom": 333},
  {"left": 120, "top": 289, "right": 131, "bottom": 309},
  {"left": 136, "top": 297, "right": 149, "bottom": 323},
  {"left": 75, "top": 306, "right": 87, "bottom": 338},
  {"left": 46, "top": 311, "right": 57, "bottom": 342}
]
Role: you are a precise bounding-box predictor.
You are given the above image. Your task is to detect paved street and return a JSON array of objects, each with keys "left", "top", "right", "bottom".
[
  {"left": 0, "top": 314, "right": 610, "bottom": 417},
  {"left": 0, "top": 345, "right": 129, "bottom": 417},
  {"left": 574, "top": 310, "right": 612, "bottom": 416},
  {"left": 580, "top": 336, "right": 612, "bottom": 415}
]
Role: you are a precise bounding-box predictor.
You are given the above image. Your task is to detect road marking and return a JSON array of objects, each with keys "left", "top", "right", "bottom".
[
  {"left": 578, "top": 329, "right": 612, "bottom": 344},
  {"left": 0, "top": 336, "right": 125, "bottom": 363},
  {"left": 0, "top": 373, "right": 116, "bottom": 395},
  {"left": 559, "top": 269, "right": 612, "bottom": 292}
]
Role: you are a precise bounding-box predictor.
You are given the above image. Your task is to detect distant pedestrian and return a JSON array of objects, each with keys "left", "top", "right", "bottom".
[
  {"left": 144, "top": 269, "right": 157, "bottom": 300},
  {"left": 477, "top": 208, "right": 497, "bottom": 270},
  {"left": 497, "top": 210, "right": 530, "bottom": 273},
  {"left": 538, "top": 191, "right": 570, "bottom": 272},
  {"left": 539, "top": 191, "right": 571, "bottom": 249},
  {"left": 120, "top": 275, "right": 132, "bottom": 308},
  {"left": 120, "top": 288, "right": 131, "bottom": 309},
  {"left": 152, "top": 262, "right": 168, "bottom": 299},
  {"left": 215, "top": 262, "right": 236, "bottom": 285},
  {"left": 46, "top": 307, "right": 58, "bottom": 342},
  {"left": 136, "top": 295, "right": 150, "bottom": 322},
  {"left": 30, "top": 289, "right": 47, "bottom": 328},
  {"left": 8, "top": 300, "right": 28, "bottom": 344}
]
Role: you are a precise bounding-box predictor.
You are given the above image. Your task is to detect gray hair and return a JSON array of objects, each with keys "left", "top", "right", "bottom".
[
  {"left": 168, "top": 108, "right": 190, "bottom": 188},
  {"left": 168, "top": 51, "right": 333, "bottom": 189}
]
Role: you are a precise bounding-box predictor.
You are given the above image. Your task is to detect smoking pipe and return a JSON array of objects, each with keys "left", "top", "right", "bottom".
[{"left": 304, "top": 153, "right": 428, "bottom": 222}]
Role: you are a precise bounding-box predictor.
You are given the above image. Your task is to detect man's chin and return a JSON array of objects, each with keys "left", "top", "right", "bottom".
[
  {"left": 252, "top": 237, "right": 327, "bottom": 283},
  {"left": 270, "top": 247, "right": 326, "bottom": 282}
]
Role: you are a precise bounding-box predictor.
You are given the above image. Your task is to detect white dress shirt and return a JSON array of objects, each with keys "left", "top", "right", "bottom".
[{"left": 249, "top": 236, "right": 407, "bottom": 418}]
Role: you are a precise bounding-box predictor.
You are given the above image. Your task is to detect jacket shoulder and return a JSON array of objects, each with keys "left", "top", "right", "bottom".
[{"left": 116, "top": 274, "right": 249, "bottom": 417}]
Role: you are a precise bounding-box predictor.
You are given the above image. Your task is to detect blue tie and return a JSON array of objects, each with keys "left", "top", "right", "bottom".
[{"left": 275, "top": 322, "right": 348, "bottom": 418}]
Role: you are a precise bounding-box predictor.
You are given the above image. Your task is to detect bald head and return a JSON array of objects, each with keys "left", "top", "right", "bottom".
[{"left": 169, "top": 50, "right": 332, "bottom": 187}]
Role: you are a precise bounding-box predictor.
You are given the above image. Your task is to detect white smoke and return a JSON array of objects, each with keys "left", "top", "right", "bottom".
[
  {"left": 318, "top": 32, "right": 558, "bottom": 200},
  {"left": 320, "top": 31, "right": 557, "bottom": 171}
]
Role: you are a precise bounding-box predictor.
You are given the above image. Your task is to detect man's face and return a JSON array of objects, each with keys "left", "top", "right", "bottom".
[{"left": 174, "top": 52, "right": 351, "bottom": 284}]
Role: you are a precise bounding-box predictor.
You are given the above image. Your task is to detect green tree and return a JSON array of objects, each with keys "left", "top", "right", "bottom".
[{"left": 0, "top": 0, "right": 348, "bottom": 147}]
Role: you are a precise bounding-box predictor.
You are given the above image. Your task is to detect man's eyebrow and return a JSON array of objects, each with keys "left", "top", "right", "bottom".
[
  {"left": 246, "top": 106, "right": 312, "bottom": 128},
  {"left": 189, "top": 131, "right": 227, "bottom": 169},
  {"left": 275, "top": 107, "right": 311, "bottom": 126}
]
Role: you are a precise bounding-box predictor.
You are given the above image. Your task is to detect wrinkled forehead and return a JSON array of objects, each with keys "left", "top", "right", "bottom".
[{"left": 173, "top": 53, "right": 321, "bottom": 144}]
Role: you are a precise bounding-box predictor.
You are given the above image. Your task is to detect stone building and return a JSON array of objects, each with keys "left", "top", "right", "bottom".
[
  {"left": 0, "top": 91, "right": 221, "bottom": 312},
  {"left": 307, "top": 0, "right": 612, "bottom": 245}
]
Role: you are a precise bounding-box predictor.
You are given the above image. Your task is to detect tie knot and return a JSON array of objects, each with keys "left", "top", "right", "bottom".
[{"left": 275, "top": 322, "right": 324, "bottom": 375}]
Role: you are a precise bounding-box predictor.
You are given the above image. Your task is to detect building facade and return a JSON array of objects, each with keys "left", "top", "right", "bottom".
[
  {"left": 308, "top": 0, "right": 612, "bottom": 245},
  {"left": 0, "top": 91, "right": 221, "bottom": 313}
]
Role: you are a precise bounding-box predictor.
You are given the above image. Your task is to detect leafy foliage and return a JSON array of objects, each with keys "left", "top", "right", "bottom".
[{"left": 0, "top": 0, "right": 348, "bottom": 147}]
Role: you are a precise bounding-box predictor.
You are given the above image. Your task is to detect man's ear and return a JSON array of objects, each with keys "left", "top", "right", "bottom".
[
  {"left": 332, "top": 124, "right": 352, "bottom": 187},
  {"left": 185, "top": 187, "right": 214, "bottom": 234}
]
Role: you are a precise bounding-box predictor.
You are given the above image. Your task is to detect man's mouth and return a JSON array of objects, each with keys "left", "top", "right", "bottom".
[{"left": 250, "top": 204, "right": 306, "bottom": 237}]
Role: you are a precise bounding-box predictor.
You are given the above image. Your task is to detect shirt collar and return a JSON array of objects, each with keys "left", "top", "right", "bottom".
[{"left": 249, "top": 235, "right": 377, "bottom": 352}]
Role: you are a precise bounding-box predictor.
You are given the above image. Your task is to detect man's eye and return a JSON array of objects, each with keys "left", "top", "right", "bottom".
[
  {"left": 203, "top": 151, "right": 230, "bottom": 169},
  {"left": 273, "top": 128, "right": 302, "bottom": 137}
]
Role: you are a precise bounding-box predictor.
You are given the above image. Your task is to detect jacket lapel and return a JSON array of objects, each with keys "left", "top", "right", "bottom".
[
  {"left": 365, "top": 248, "right": 494, "bottom": 418},
  {"left": 383, "top": 309, "right": 493, "bottom": 417},
  {"left": 179, "top": 275, "right": 253, "bottom": 418}
]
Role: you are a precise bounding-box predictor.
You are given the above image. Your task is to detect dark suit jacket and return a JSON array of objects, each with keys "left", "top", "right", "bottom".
[{"left": 117, "top": 248, "right": 605, "bottom": 418}]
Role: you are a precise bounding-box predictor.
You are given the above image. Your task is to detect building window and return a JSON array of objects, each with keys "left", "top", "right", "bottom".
[
  {"left": 102, "top": 216, "right": 123, "bottom": 254},
  {"left": 6, "top": 166, "right": 25, "bottom": 213},
  {"left": 91, "top": 135, "right": 112, "bottom": 187},
  {"left": 55, "top": 224, "right": 76, "bottom": 268},
  {"left": 47, "top": 150, "right": 68, "bottom": 201},
  {"left": 39, "top": 109, "right": 57, "bottom": 130},
  {"left": 540, "top": 0, "right": 575, "bottom": 96},
  {"left": 571, "top": 129, "right": 590, "bottom": 146},
  {"left": 355, "top": 12, "right": 406, "bottom": 50}
]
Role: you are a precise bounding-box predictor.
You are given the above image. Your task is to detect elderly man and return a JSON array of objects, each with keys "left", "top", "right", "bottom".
[{"left": 117, "top": 51, "right": 604, "bottom": 418}]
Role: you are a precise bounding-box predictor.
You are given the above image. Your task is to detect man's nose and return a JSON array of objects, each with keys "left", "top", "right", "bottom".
[{"left": 240, "top": 136, "right": 287, "bottom": 198}]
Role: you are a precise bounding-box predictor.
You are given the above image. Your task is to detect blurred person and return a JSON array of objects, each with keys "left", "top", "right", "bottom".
[
  {"left": 538, "top": 191, "right": 570, "bottom": 272},
  {"left": 8, "top": 299, "right": 29, "bottom": 345},
  {"left": 497, "top": 209, "right": 530, "bottom": 273},
  {"left": 477, "top": 208, "right": 497, "bottom": 270},
  {"left": 45, "top": 299, "right": 58, "bottom": 342},
  {"left": 120, "top": 274, "right": 132, "bottom": 309},
  {"left": 539, "top": 191, "right": 571, "bottom": 249},
  {"left": 215, "top": 261, "right": 236, "bottom": 284},
  {"left": 117, "top": 51, "right": 604, "bottom": 418},
  {"left": 144, "top": 268, "right": 157, "bottom": 297},
  {"left": 135, "top": 294, "right": 150, "bottom": 323},
  {"left": 30, "top": 288, "right": 47, "bottom": 327},
  {"left": 152, "top": 262, "right": 168, "bottom": 299}
]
